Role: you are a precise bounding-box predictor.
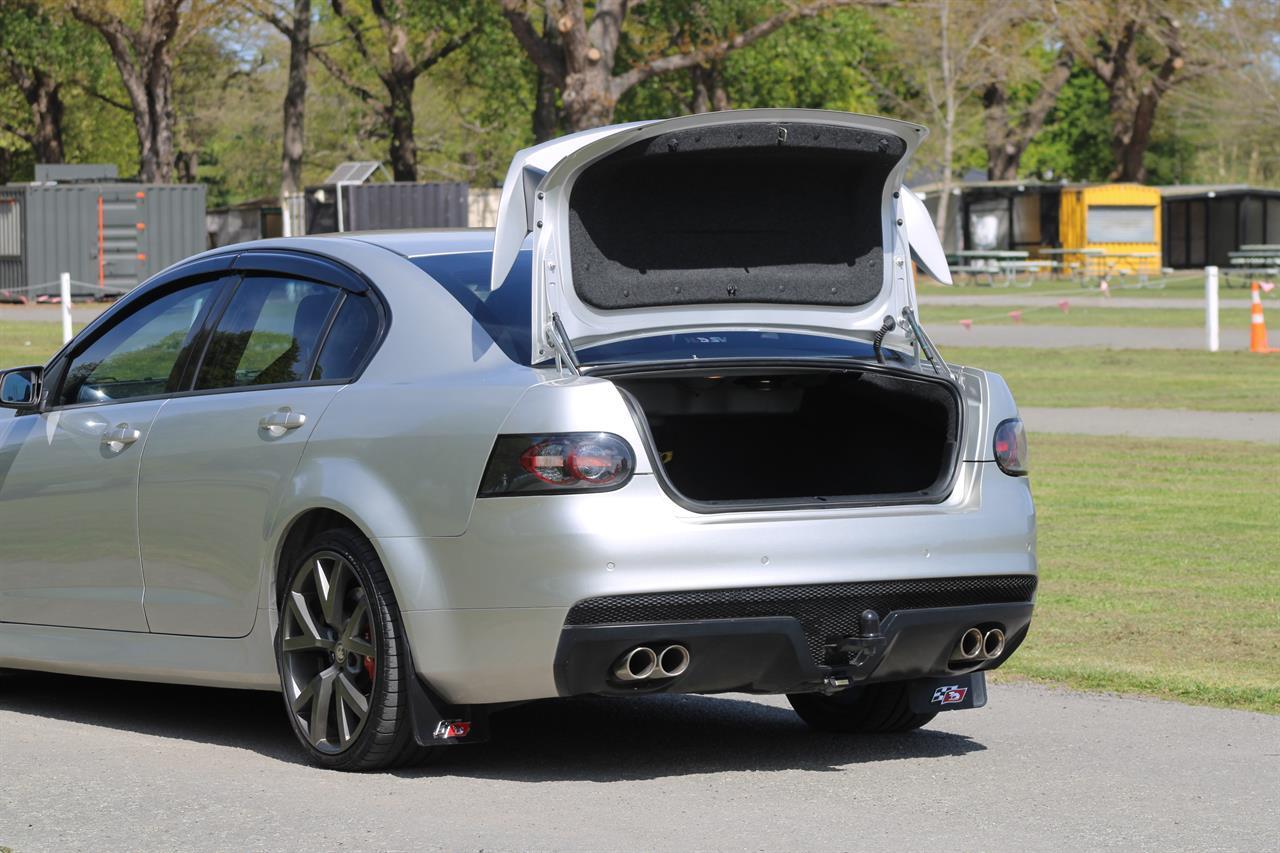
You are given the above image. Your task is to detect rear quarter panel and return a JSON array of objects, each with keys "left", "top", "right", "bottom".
[{"left": 255, "top": 238, "right": 541, "bottom": 604}]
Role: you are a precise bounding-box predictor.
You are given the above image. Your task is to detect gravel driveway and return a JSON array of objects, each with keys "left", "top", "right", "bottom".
[{"left": 2, "top": 671, "right": 1276, "bottom": 851}]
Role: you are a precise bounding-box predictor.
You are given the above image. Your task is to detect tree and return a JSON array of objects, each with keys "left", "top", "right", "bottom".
[
  {"left": 501, "top": 0, "right": 895, "bottom": 133},
  {"left": 249, "top": 0, "right": 312, "bottom": 199},
  {"left": 68, "top": 0, "right": 225, "bottom": 182},
  {"left": 862, "top": 0, "right": 1020, "bottom": 240},
  {"left": 980, "top": 14, "right": 1074, "bottom": 180},
  {"left": 0, "top": 1, "right": 75, "bottom": 164},
  {"left": 1144, "top": 0, "right": 1280, "bottom": 185},
  {"left": 305, "top": 1, "right": 480, "bottom": 180},
  {"left": 1061, "top": 0, "right": 1225, "bottom": 182},
  {"left": 1020, "top": 63, "right": 1113, "bottom": 182}
]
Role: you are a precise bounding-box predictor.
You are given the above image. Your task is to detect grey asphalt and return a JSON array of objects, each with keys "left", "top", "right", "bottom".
[
  {"left": 1, "top": 671, "right": 1276, "bottom": 851},
  {"left": 1022, "top": 406, "right": 1280, "bottom": 443},
  {"left": 918, "top": 294, "right": 1263, "bottom": 309},
  {"left": 931, "top": 324, "right": 1252, "bottom": 350}
]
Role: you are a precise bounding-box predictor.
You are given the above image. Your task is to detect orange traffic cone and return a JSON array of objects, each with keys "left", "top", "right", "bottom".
[{"left": 1250, "top": 282, "right": 1278, "bottom": 353}]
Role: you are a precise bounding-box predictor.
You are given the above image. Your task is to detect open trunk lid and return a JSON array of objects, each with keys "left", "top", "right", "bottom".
[{"left": 491, "top": 109, "right": 952, "bottom": 366}]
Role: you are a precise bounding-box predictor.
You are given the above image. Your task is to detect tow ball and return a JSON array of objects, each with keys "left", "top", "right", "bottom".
[{"left": 826, "top": 609, "right": 888, "bottom": 669}]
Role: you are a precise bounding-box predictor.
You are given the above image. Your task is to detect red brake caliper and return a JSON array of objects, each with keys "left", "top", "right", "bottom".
[{"left": 363, "top": 627, "right": 375, "bottom": 680}]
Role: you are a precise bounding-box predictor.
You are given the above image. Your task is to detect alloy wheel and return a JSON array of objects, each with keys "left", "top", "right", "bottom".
[{"left": 281, "top": 550, "right": 378, "bottom": 754}]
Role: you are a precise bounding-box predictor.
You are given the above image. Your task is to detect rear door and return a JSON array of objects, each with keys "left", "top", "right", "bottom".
[
  {"left": 0, "top": 276, "right": 224, "bottom": 631},
  {"left": 489, "top": 109, "right": 951, "bottom": 363},
  {"left": 138, "top": 252, "right": 383, "bottom": 637}
]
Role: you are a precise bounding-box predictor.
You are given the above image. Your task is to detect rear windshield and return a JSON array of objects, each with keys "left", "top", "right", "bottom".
[
  {"left": 411, "top": 251, "right": 533, "bottom": 364},
  {"left": 411, "top": 250, "right": 902, "bottom": 367}
]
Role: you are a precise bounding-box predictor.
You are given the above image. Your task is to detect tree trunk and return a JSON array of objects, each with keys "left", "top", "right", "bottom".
[
  {"left": 1109, "top": 85, "right": 1158, "bottom": 182},
  {"left": 531, "top": 8, "right": 562, "bottom": 143},
  {"left": 533, "top": 66, "right": 561, "bottom": 142},
  {"left": 176, "top": 150, "right": 198, "bottom": 183},
  {"left": 11, "top": 66, "right": 66, "bottom": 164},
  {"left": 933, "top": 0, "right": 954, "bottom": 244},
  {"left": 563, "top": 65, "right": 616, "bottom": 132},
  {"left": 0, "top": 147, "right": 18, "bottom": 185},
  {"left": 981, "top": 82, "right": 1015, "bottom": 179},
  {"left": 280, "top": 0, "right": 310, "bottom": 197},
  {"left": 70, "top": 1, "right": 183, "bottom": 183},
  {"left": 386, "top": 80, "right": 417, "bottom": 181},
  {"left": 690, "top": 63, "right": 729, "bottom": 113},
  {"left": 150, "top": 57, "right": 177, "bottom": 183}
]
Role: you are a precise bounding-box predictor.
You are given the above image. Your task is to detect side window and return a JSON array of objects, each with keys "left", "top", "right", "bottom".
[
  {"left": 59, "top": 280, "right": 219, "bottom": 406},
  {"left": 196, "top": 277, "right": 340, "bottom": 390},
  {"left": 311, "top": 292, "right": 379, "bottom": 381}
]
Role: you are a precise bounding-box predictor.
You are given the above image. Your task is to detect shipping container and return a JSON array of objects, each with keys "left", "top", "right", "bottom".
[
  {"left": 303, "top": 181, "right": 468, "bottom": 234},
  {"left": 1160, "top": 185, "right": 1280, "bottom": 269},
  {"left": 206, "top": 197, "right": 283, "bottom": 248},
  {"left": 0, "top": 182, "right": 205, "bottom": 300},
  {"left": 1058, "top": 184, "right": 1162, "bottom": 275},
  {"left": 915, "top": 180, "right": 1062, "bottom": 256}
]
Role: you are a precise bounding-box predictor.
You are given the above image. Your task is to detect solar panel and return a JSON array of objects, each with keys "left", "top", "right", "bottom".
[{"left": 323, "top": 161, "right": 380, "bottom": 184}]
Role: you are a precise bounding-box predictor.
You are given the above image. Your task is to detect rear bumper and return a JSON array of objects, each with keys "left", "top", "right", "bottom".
[
  {"left": 382, "top": 467, "right": 1036, "bottom": 705},
  {"left": 554, "top": 602, "right": 1033, "bottom": 697}
]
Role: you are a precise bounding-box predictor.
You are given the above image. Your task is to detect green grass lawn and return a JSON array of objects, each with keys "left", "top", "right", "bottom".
[
  {"left": 0, "top": 321, "right": 76, "bottom": 369},
  {"left": 921, "top": 303, "right": 1255, "bottom": 328},
  {"left": 1000, "top": 434, "right": 1280, "bottom": 714},
  {"left": 945, "top": 347, "right": 1280, "bottom": 412}
]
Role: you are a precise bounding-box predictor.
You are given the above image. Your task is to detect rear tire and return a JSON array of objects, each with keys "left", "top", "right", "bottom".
[
  {"left": 275, "top": 527, "right": 434, "bottom": 771},
  {"left": 787, "top": 682, "right": 937, "bottom": 734}
]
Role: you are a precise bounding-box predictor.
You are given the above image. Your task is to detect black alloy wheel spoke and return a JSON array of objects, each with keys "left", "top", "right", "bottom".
[{"left": 281, "top": 551, "right": 378, "bottom": 754}]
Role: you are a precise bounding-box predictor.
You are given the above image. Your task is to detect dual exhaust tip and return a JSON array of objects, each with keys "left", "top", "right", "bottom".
[
  {"left": 613, "top": 644, "right": 690, "bottom": 682},
  {"left": 952, "top": 626, "right": 1005, "bottom": 663}
]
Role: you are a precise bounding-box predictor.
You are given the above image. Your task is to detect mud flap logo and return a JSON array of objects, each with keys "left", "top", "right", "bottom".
[
  {"left": 433, "top": 720, "right": 472, "bottom": 739},
  {"left": 931, "top": 685, "right": 968, "bottom": 706}
]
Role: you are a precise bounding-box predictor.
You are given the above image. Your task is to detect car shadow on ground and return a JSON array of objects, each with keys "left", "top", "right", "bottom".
[{"left": 0, "top": 670, "right": 986, "bottom": 781}]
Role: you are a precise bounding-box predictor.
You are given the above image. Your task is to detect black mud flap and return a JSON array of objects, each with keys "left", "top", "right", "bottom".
[
  {"left": 400, "top": 639, "right": 490, "bottom": 747},
  {"left": 407, "top": 674, "right": 491, "bottom": 746},
  {"left": 908, "top": 672, "right": 988, "bottom": 714}
]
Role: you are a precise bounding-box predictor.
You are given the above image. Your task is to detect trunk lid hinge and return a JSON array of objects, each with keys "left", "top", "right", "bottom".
[
  {"left": 900, "top": 306, "right": 956, "bottom": 382},
  {"left": 546, "top": 312, "right": 582, "bottom": 376}
]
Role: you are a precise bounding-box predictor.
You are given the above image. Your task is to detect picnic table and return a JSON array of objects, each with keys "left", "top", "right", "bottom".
[
  {"left": 1039, "top": 248, "right": 1104, "bottom": 282},
  {"left": 1227, "top": 244, "right": 1280, "bottom": 287},
  {"left": 946, "top": 250, "right": 1050, "bottom": 287},
  {"left": 1095, "top": 251, "right": 1161, "bottom": 286}
]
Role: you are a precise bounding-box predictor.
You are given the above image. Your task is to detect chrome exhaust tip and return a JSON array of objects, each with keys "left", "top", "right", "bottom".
[
  {"left": 613, "top": 647, "right": 657, "bottom": 681},
  {"left": 953, "top": 627, "right": 984, "bottom": 661},
  {"left": 983, "top": 628, "right": 1006, "bottom": 660},
  {"left": 657, "top": 644, "right": 690, "bottom": 678}
]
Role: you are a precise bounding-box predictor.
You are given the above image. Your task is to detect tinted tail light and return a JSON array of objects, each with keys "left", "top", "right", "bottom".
[
  {"left": 479, "top": 433, "right": 635, "bottom": 496},
  {"left": 993, "top": 418, "right": 1028, "bottom": 476}
]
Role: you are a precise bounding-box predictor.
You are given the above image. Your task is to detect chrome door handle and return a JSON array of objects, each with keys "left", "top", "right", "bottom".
[
  {"left": 259, "top": 408, "right": 307, "bottom": 436},
  {"left": 102, "top": 424, "right": 142, "bottom": 451}
]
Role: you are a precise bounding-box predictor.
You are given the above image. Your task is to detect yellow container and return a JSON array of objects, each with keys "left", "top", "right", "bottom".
[{"left": 1060, "top": 184, "right": 1162, "bottom": 277}]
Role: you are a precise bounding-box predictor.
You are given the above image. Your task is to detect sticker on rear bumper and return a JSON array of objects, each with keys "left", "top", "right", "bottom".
[{"left": 909, "top": 672, "right": 987, "bottom": 713}]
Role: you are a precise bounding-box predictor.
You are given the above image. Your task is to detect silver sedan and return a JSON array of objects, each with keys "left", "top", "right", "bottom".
[{"left": 0, "top": 110, "right": 1035, "bottom": 770}]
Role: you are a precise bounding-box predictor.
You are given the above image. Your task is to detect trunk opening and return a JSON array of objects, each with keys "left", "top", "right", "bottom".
[{"left": 607, "top": 363, "right": 961, "bottom": 510}]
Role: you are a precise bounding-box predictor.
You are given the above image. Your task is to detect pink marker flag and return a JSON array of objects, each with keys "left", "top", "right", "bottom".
[
  {"left": 959, "top": 319, "right": 973, "bottom": 330},
  {"left": 1261, "top": 281, "right": 1276, "bottom": 293},
  {"left": 1008, "top": 310, "right": 1023, "bottom": 323},
  {"left": 1099, "top": 279, "right": 1110, "bottom": 294},
  {"left": 1058, "top": 299, "right": 1070, "bottom": 313}
]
